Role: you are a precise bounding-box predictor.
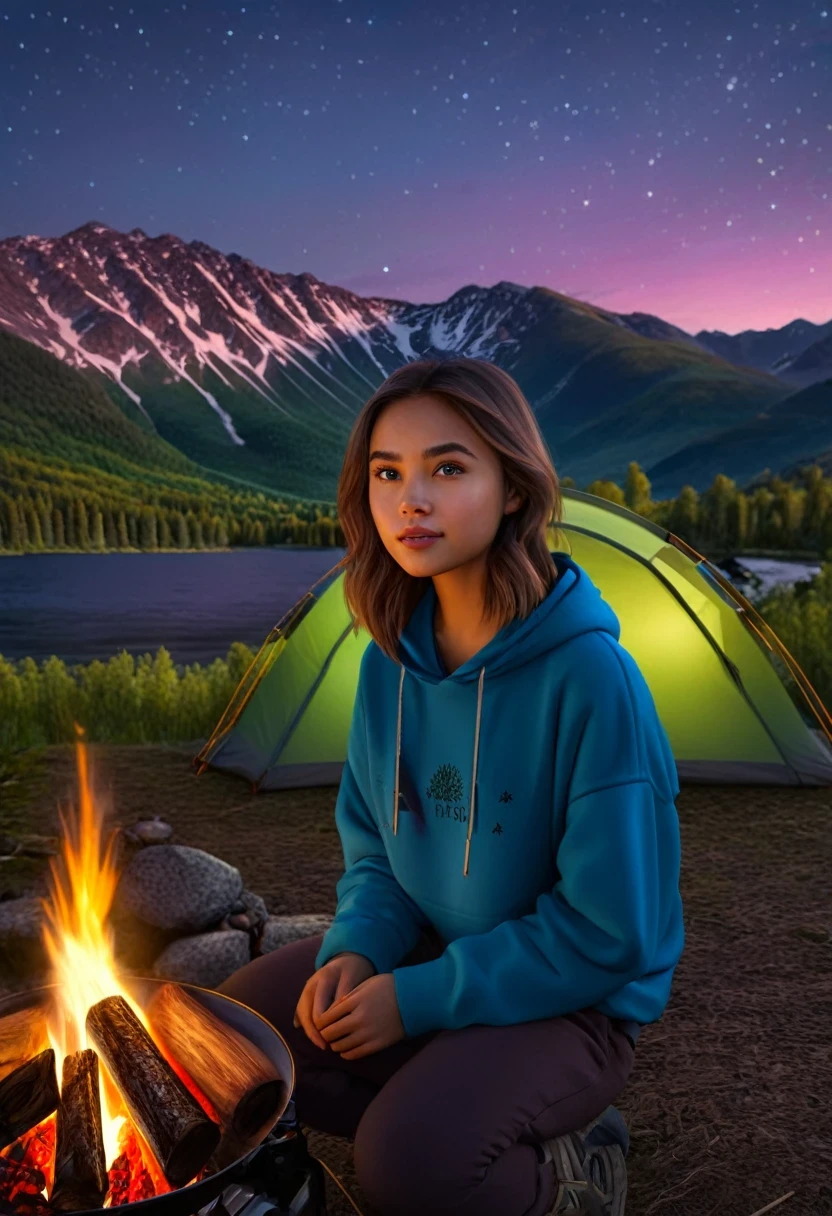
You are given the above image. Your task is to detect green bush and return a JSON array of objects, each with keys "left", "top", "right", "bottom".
[
  {"left": 0, "top": 642, "right": 255, "bottom": 748},
  {"left": 756, "top": 562, "right": 832, "bottom": 713}
]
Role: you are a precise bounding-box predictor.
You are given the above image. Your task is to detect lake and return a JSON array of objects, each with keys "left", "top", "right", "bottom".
[
  {"left": 0, "top": 548, "right": 822, "bottom": 666},
  {"left": 0, "top": 549, "right": 347, "bottom": 666}
]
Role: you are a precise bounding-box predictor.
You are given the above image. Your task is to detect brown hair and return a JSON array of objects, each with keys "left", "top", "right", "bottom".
[{"left": 334, "top": 356, "right": 563, "bottom": 663}]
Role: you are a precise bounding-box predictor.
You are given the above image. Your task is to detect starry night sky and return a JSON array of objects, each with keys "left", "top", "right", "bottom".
[{"left": 2, "top": 1, "right": 830, "bottom": 334}]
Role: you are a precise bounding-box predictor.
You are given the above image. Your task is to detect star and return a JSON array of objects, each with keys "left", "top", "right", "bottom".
[
  {"left": 499, "top": 789, "right": 513, "bottom": 803},
  {"left": 493, "top": 822, "right": 503, "bottom": 835}
]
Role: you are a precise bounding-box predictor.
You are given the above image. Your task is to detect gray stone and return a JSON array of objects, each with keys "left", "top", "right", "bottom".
[
  {"left": 0, "top": 896, "right": 44, "bottom": 940},
  {"left": 152, "top": 929, "right": 251, "bottom": 988},
  {"left": 129, "top": 817, "right": 174, "bottom": 845},
  {"left": 239, "top": 890, "right": 268, "bottom": 929},
  {"left": 259, "top": 914, "right": 333, "bottom": 955},
  {"left": 116, "top": 845, "right": 243, "bottom": 933}
]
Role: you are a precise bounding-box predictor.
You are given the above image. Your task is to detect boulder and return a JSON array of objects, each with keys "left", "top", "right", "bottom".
[
  {"left": 116, "top": 845, "right": 243, "bottom": 933},
  {"left": 152, "top": 929, "right": 251, "bottom": 988},
  {"left": 0, "top": 896, "right": 44, "bottom": 941},
  {"left": 258, "top": 914, "right": 333, "bottom": 955},
  {"left": 0, "top": 896, "right": 47, "bottom": 978}
]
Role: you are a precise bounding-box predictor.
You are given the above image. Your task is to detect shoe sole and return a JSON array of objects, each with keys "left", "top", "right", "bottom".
[{"left": 586, "top": 1143, "right": 628, "bottom": 1216}]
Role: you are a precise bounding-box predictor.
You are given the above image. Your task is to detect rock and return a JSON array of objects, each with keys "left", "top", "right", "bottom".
[
  {"left": 228, "top": 913, "right": 252, "bottom": 931},
  {"left": 129, "top": 817, "right": 174, "bottom": 846},
  {"left": 0, "top": 896, "right": 44, "bottom": 940},
  {"left": 152, "top": 929, "right": 251, "bottom": 988},
  {"left": 0, "top": 835, "right": 19, "bottom": 858},
  {"left": 0, "top": 896, "right": 47, "bottom": 979},
  {"left": 258, "top": 914, "right": 333, "bottom": 955},
  {"left": 116, "top": 845, "right": 244, "bottom": 933},
  {"left": 239, "top": 890, "right": 268, "bottom": 929}
]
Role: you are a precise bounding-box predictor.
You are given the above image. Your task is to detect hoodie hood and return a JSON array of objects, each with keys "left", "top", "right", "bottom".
[{"left": 392, "top": 552, "right": 621, "bottom": 874}]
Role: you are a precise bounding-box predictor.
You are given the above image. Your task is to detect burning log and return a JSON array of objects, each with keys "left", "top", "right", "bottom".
[
  {"left": 50, "top": 1050, "right": 107, "bottom": 1212},
  {"left": 0, "top": 1007, "right": 49, "bottom": 1082},
  {"left": 85, "top": 996, "right": 220, "bottom": 1189},
  {"left": 147, "top": 984, "right": 286, "bottom": 1140},
  {"left": 0, "top": 1049, "right": 60, "bottom": 1150}
]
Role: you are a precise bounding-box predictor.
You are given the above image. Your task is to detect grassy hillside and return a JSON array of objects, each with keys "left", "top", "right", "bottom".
[
  {"left": 0, "top": 329, "right": 342, "bottom": 547},
  {"left": 645, "top": 377, "right": 832, "bottom": 497},
  {"left": 0, "top": 328, "right": 203, "bottom": 478}
]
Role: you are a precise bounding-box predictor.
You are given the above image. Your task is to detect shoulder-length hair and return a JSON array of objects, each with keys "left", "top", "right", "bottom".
[{"left": 334, "top": 356, "right": 563, "bottom": 664}]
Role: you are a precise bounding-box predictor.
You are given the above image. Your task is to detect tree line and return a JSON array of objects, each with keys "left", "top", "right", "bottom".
[
  {"left": 2, "top": 445, "right": 832, "bottom": 558},
  {"left": 0, "top": 448, "right": 340, "bottom": 551}
]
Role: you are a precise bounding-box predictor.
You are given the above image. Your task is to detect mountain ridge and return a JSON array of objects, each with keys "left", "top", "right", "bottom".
[{"left": 1, "top": 220, "right": 828, "bottom": 499}]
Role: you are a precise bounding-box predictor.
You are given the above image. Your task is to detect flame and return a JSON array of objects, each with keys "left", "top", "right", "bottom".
[{"left": 40, "top": 725, "right": 147, "bottom": 1175}]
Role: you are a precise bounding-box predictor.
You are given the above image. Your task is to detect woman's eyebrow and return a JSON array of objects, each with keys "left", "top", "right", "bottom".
[{"left": 368, "top": 442, "right": 478, "bottom": 462}]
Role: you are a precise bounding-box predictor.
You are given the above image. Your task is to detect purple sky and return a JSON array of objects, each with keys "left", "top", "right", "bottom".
[{"left": 2, "top": 0, "right": 830, "bottom": 333}]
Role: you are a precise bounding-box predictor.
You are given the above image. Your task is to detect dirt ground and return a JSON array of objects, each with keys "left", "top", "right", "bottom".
[{"left": 3, "top": 743, "right": 831, "bottom": 1216}]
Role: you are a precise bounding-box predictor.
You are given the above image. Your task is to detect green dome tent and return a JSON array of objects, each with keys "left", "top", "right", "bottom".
[{"left": 194, "top": 488, "right": 832, "bottom": 791}]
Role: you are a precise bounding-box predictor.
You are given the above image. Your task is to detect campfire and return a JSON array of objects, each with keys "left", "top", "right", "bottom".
[{"left": 0, "top": 729, "right": 289, "bottom": 1213}]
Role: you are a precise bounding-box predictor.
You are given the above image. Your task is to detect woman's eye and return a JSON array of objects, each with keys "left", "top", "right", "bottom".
[{"left": 372, "top": 463, "right": 463, "bottom": 481}]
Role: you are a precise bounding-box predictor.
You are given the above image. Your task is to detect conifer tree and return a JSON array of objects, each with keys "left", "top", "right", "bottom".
[
  {"left": 76, "top": 499, "right": 91, "bottom": 549},
  {"left": 174, "top": 511, "right": 188, "bottom": 549},
  {"left": 91, "top": 508, "right": 105, "bottom": 550},
  {"left": 53, "top": 507, "right": 65, "bottom": 548}
]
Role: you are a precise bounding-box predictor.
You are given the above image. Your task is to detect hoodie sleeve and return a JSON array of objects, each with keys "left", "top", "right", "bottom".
[
  {"left": 391, "top": 643, "right": 683, "bottom": 1038},
  {"left": 315, "top": 665, "right": 432, "bottom": 976}
]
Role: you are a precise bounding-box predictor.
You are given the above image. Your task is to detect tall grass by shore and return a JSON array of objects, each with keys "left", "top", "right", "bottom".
[
  {"left": 0, "top": 642, "right": 255, "bottom": 749},
  {"left": 1, "top": 564, "right": 830, "bottom": 750}
]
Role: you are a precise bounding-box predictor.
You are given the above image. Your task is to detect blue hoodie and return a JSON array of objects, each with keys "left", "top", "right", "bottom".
[{"left": 316, "top": 552, "right": 684, "bottom": 1043}]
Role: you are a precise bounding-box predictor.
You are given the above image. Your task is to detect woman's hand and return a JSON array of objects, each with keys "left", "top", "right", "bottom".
[
  {"left": 293, "top": 952, "right": 376, "bottom": 1049},
  {"left": 313, "top": 973, "right": 406, "bottom": 1060}
]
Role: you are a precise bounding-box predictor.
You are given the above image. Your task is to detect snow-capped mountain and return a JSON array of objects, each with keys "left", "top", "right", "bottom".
[{"left": 0, "top": 221, "right": 802, "bottom": 497}]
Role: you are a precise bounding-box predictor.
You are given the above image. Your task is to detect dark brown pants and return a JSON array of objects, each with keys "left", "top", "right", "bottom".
[{"left": 219, "top": 932, "right": 636, "bottom": 1216}]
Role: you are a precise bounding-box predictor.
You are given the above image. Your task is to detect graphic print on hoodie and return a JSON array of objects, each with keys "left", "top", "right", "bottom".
[{"left": 316, "top": 552, "right": 685, "bottom": 1041}]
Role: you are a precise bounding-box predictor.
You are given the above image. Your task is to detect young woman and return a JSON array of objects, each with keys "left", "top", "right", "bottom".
[{"left": 220, "top": 357, "right": 684, "bottom": 1216}]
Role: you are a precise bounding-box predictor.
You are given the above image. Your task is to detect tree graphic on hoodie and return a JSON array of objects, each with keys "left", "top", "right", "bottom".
[{"left": 426, "top": 763, "right": 464, "bottom": 803}]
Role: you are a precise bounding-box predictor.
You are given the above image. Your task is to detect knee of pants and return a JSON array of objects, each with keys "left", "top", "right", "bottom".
[
  {"left": 353, "top": 1089, "right": 469, "bottom": 1215},
  {"left": 217, "top": 932, "right": 323, "bottom": 1038}
]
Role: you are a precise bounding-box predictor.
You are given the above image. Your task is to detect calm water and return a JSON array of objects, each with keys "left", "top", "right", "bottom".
[
  {"left": 0, "top": 549, "right": 346, "bottom": 665},
  {"left": 0, "top": 548, "right": 821, "bottom": 666}
]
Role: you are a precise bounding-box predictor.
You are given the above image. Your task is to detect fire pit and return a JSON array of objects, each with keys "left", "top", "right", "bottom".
[
  {"left": 0, "top": 982, "right": 330, "bottom": 1216},
  {"left": 0, "top": 729, "right": 329, "bottom": 1216}
]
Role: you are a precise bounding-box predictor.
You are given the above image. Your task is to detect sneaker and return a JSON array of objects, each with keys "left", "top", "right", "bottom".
[{"left": 540, "top": 1107, "right": 628, "bottom": 1216}]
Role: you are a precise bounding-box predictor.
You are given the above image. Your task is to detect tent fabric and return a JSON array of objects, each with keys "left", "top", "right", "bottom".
[{"left": 195, "top": 488, "right": 832, "bottom": 791}]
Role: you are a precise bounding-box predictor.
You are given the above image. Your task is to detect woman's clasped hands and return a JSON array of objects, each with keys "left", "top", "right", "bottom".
[{"left": 293, "top": 950, "right": 406, "bottom": 1060}]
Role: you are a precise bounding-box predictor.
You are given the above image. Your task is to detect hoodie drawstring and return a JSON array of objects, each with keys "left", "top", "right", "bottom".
[{"left": 393, "top": 662, "right": 486, "bottom": 877}]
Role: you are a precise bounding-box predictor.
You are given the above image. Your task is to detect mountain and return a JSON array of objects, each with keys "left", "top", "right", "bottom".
[
  {"left": 645, "top": 377, "right": 832, "bottom": 497},
  {"left": 0, "top": 220, "right": 802, "bottom": 498},
  {"left": 696, "top": 318, "right": 832, "bottom": 387}
]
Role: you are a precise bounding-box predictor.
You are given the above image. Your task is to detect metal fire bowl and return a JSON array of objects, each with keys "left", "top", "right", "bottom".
[{"left": 0, "top": 977, "right": 295, "bottom": 1216}]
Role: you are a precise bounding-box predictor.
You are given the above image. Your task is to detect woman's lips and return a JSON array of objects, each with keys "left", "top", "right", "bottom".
[{"left": 399, "top": 534, "right": 442, "bottom": 548}]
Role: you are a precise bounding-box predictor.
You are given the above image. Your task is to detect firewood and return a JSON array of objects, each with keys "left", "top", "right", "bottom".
[
  {"left": 85, "top": 995, "right": 220, "bottom": 1189},
  {"left": 50, "top": 1049, "right": 108, "bottom": 1212},
  {"left": 0, "top": 1049, "right": 60, "bottom": 1150},
  {"left": 147, "top": 984, "right": 286, "bottom": 1140},
  {"left": 0, "top": 1006, "right": 49, "bottom": 1082}
]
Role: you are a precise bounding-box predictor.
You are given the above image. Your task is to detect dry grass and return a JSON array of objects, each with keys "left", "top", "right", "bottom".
[{"left": 2, "top": 744, "right": 831, "bottom": 1216}]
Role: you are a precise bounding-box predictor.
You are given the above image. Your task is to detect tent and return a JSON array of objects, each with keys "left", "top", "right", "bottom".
[{"left": 194, "top": 488, "right": 832, "bottom": 791}]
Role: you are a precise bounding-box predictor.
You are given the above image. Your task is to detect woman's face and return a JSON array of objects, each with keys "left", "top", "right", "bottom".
[{"left": 367, "top": 393, "right": 522, "bottom": 579}]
